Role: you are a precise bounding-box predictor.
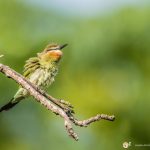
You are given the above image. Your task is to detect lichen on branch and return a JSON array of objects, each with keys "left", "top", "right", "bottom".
[{"left": 0, "top": 63, "right": 115, "bottom": 141}]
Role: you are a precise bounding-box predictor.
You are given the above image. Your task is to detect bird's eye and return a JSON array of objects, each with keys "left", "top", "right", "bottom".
[{"left": 46, "top": 49, "right": 52, "bottom": 52}]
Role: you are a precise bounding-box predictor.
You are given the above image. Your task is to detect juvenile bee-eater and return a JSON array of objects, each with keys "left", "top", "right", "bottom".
[{"left": 0, "top": 43, "right": 68, "bottom": 112}]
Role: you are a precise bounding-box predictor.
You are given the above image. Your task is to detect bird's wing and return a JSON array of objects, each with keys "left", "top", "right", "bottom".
[{"left": 23, "top": 57, "right": 40, "bottom": 78}]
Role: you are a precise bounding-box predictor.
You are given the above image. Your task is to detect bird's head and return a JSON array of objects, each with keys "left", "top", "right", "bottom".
[{"left": 38, "top": 43, "right": 67, "bottom": 63}]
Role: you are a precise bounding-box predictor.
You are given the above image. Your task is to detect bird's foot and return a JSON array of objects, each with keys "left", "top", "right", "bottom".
[
  {"left": 36, "top": 87, "right": 75, "bottom": 115},
  {"left": 56, "top": 99, "right": 74, "bottom": 115},
  {"left": 64, "top": 106, "right": 74, "bottom": 115},
  {"left": 59, "top": 99, "right": 73, "bottom": 108}
]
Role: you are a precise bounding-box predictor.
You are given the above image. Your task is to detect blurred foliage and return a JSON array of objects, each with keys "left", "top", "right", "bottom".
[{"left": 0, "top": 0, "right": 150, "bottom": 150}]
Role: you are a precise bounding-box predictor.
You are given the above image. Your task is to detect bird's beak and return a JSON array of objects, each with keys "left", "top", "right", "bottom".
[{"left": 59, "top": 44, "right": 68, "bottom": 50}]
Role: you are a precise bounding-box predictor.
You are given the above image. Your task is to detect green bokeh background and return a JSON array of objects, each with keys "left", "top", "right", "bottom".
[{"left": 0, "top": 1, "right": 150, "bottom": 150}]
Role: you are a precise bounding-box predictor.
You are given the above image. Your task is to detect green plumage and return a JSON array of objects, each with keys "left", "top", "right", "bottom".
[
  {"left": 0, "top": 43, "right": 65, "bottom": 112},
  {"left": 14, "top": 56, "right": 58, "bottom": 101}
]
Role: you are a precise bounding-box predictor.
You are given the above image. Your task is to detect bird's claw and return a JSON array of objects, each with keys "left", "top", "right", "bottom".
[
  {"left": 64, "top": 107, "right": 75, "bottom": 114},
  {"left": 59, "top": 99, "right": 74, "bottom": 108},
  {"left": 58, "top": 99, "right": 75, "bottom": 115}
]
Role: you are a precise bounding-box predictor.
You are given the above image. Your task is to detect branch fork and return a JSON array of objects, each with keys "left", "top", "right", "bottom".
[{"left": 0, "top": 63, "right": 115, "bottom": 141}]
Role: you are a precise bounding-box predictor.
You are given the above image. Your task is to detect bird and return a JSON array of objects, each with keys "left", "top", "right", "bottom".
[{"left": 0, "top": 43, "right": 68, "bottom": 112}]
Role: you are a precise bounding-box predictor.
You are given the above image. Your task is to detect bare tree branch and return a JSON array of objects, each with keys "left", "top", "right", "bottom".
[
  {"left": 70, "top": 114, "right": 115, "bottom": 127},
  {"left": 0, "top": 63, "right": 115, "bottom": 141}
]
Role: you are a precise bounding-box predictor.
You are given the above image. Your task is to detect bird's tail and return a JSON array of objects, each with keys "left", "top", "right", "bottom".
[{"left": 0, "top": 97, "right": 23, "bottom": 112}]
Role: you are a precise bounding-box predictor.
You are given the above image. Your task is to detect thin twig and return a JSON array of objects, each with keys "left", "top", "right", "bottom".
[
  {"left": 0, "top": 63, "right": 115, "bottom": 141},
  {"left": 70, "top": 114, "right": 115, "bottom": 127}
]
